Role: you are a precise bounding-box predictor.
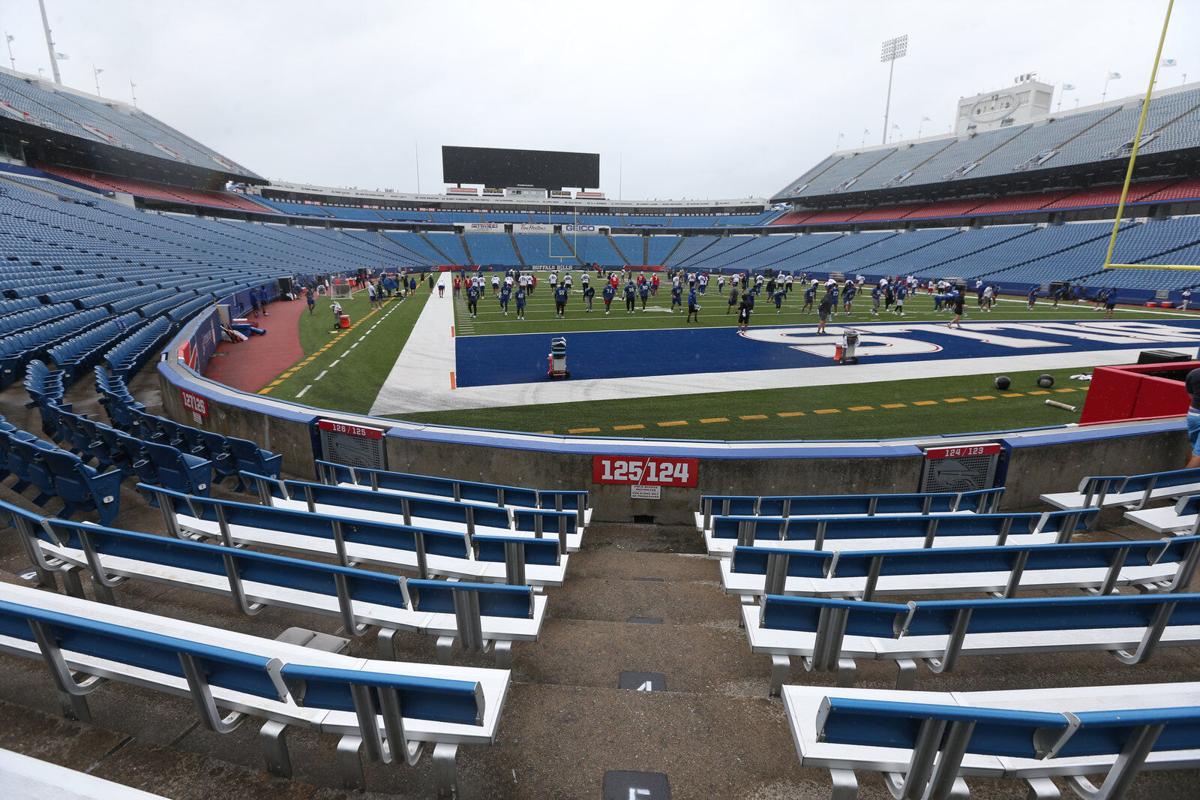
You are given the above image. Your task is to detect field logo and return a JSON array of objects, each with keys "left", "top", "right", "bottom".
[{"left": 741, "top": 321, "right": 1200, "bottom": 358}]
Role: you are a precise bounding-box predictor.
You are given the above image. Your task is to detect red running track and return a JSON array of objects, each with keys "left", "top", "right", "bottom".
[{"left": 204, "top": 297, "right": 307, "bottom": 393}]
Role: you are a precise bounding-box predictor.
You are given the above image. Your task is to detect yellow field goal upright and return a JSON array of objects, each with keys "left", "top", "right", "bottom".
[{"left": 1102, "top": 0, "right": 1199, "bottom": 275}]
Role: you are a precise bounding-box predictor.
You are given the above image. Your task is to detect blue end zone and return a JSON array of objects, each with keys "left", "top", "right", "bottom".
[{"left": 455, "top": 319, "right": 1200, "bottom": 387}]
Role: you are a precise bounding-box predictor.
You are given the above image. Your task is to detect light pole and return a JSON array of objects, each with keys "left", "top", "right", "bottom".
[
  {"left": 37, "top": 0, "right": 61, "bottom": 85},
  {"left": 129, "top": 80, "right": 137, "bottom": 107},
  {"left": 4, "top": 34, "right": 14, "bottom": 70},
  {"left": 1057, "top": 83, "right": 1075, "bottom": 112},
  {"left": 92, "top": 65, "right": 103, "bottom": 95},
  {"left": 917, "top": 116, "right": 930, "bottom": 137},
  {"left": 860, "top": 128, "right": 870, "bottom": 147},
  {"left": 835, "top": 131, "right": 845, "bottom": 150},
  {"left": 1101, "top": 71, "right": 1121, "bottom": 103},
  {"left": 880, "top": 34, "right": 908, "bottom": 146}
]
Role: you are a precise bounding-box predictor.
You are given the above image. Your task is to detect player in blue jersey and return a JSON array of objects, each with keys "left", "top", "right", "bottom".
[
  {"left": 515, "top": 286, "right": 527, "bottom": 320},
  {"left": 803, "top": 281, "right": 817, "bottom": 313},
  {"left": 870, "top": 283, "right": 881, "bottom": 316},
  {"left": 499, "top": 283, "right": 511, "bottom": 315},
  {"left": 602, "top": 282, "right": 615, "bottom": 315},
  {"left": 843, "top": 282, "right": 856, "bottom": 313},
  {"left": 554, "top": 283, "right": 569, "bottom": 318},
  {"left": 466, "top": 283, "right": 480, "bottom": 318},
  {"left": 624, "top": 280, "right": 637, "bottom": 314},
  {"left": 894, "top": 282, "right": 907, "bottom": 316},
  {"left": 671, "top": 282, "right": 683, "bottom": 312},
  {"left": 774, "top": 284, "right": 786, "bottom": 314},
  {"left": 687, "top": 287, "right": 700, "bottom": 322},
  {"left": 726, "top": 285, "right": 739, "bottom": 314},
  {"left": 583, "top": 283, "right": 595, "bottom": 312},
  {"left": 639, "top": 280, "right": 650, "bottom": 311}
]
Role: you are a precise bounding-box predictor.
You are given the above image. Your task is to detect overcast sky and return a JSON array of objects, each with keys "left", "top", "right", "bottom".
[{"left": 1, "top": 1, "right": 1195, "bottom": 199}]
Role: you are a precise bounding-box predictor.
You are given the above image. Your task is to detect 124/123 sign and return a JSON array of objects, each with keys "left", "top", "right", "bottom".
[{"left": 592, "top": 456, "right": 699, "bottom": 487}]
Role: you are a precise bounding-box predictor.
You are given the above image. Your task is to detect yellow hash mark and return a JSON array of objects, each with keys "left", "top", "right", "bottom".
[
  {"left": 700, "top": 417, "right": 730, "bottom": 424},
  {"left": 537, "top": 430, "right": 554, "bottom": 435},
  {"left": 568, "top": 427, "right": 601, "bottom": 434},
  {"left": 814, "top": 408, "right": 840, "bottom": 415},
  {"left": 738, "top": 414, "right": 769, "bottom": 421},
  {"left": 1002, "top": 392, "right": 1025, "bottom": 398},
  {"left": 613, "top": 424, "right": 645, "bottom": 431},
  {"left": 912, "top": 400, "right": 938, "bottom": 406},
  {"left": 944, "top": 397, "right": 968, "bottom": 404},
  {"left": 1054, "top": 388, "right": 1077, "bottom": 393},
  {"left": 777, "top": 411, "right": 806, "bottom": 417},
  {"left": 257, "top": 387, "right": 273, "bottom": 395},
  {"left": 657, "top": 420, "right": 689, "bottom": 427},
  {"left": 1028, "top": 390, "right": 1050, "bottom": 396},
  {"left": 971, "top": 395, "right": 996, "bottom": 401},
  {"left": 267, "top": 379, "right": 285, "bottom": 387},
  {"left": 881, "top": 403, "right": 907, "bottom": 409},
  {"left": 848, "top": 405, "right": 873, "bottom": 412}
]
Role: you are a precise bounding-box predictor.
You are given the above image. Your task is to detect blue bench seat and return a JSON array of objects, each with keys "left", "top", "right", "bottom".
[
  {"left": 745, "top": 592, "right": 1200, "bottom": 694},
  {"left": 784, "top": 681, "right": 1200, "bottom": 800},
  {"left": 246, "top": 473, "right": 582, "bottom": 553},
  {"left": 141, "top": 484, "right": 569, "bottom": 587},
  {"left": 720, "top": 537, "right": 1200, "bottom": 600},
  {"left": 696, "top": 487, "right": 1003, "bottom": 532},
  {"left": 704, "top": 509, "right": 1095, "bottom": 557},
  {"left": 0, "top": 581, "right": 507, "bottom": 795},
  {"left": 1042, "top": 467, "right": 1200, "bottom": 512}
]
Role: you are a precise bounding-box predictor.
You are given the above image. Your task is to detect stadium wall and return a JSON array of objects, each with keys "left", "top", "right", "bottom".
[{"left": 156, "top": 305, "right": 1190, "bottom": 523}]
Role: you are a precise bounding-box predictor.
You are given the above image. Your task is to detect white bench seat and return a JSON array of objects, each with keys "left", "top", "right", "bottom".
[
  {"left": 173, "top": 512, "right": 569, "bottom": 587},
  {"left": 706, "top": 530, "right": 1061, "bottom": 558}
]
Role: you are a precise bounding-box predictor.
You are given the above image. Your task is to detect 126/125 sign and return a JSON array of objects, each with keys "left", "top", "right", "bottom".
[{"left": 592, "top": 456, "right": 699, "bottom": 487}]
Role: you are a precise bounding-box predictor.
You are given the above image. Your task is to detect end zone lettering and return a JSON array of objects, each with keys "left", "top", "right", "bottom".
[{"left": 593, "top": 455, "right": 699, "bottom": 487}]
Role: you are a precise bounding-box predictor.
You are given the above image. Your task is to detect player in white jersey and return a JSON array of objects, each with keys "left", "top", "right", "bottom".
[
  {"left": 491, "top": 274, "right": 500, "bottom": 295},
  {"left": 564, "top": 273, "right": 573, "bottom": 288}
]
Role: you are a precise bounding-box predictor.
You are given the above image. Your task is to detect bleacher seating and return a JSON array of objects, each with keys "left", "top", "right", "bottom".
[
  {"left": 1, "top": 501, "right": 544, "bottom": 667},
  {"left": 0, "top": 580, "right": 506, "bottom": 794},
  {"left": 747, "top": 592, "right": 1200, "bottom": 693},
  {"left": 141, "top": 483, "right": 570, "bottom": 587},
  {"left": 1041, "top": 467, "right": 1200, "bottom": 512},
  {"left": 784, "top": 681, "right": 1200, "bottom": 800},
  {"left": 316, "top": 459, "right": 591, "bottom": 525},
  {"left": 697, "top": 487, "right": 1004, "bottom": 533},
  {"left": 720, "top": 536, "right": 1199, "bottom": 601},
  {"left": 703, "top": 508, "right": 1095, "bottom": 557},
  {"left": 244, "top": 473, "right": 583, "bottom": 553}
]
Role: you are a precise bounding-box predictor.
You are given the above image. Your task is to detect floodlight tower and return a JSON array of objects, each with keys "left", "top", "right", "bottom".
[
  {"left": 880, "top": 34, "right": 908, "bottom": 145},
  {"left": 38, "top": 0, "right": 61, "bottom": 85}
]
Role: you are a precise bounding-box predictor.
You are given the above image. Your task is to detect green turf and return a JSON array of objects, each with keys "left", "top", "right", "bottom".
[
  {"left": 265, "top": 289, "right": 430, "bottom": 414},
  {"left": 453, "top": 271, "right": 1188, "bottom": 335},
  {"left": 396, "top": 367, "right": 1094, "bottom": 439}
]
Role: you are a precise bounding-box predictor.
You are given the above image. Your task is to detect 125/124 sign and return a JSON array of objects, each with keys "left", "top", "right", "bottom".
[{"left": 592, "top": 456, "right": 699, "bottom": 487}]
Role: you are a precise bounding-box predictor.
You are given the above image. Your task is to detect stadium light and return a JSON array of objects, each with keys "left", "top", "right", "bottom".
[
  {"left": 880, "top": 34, "right": 908, "bottom": 145},
  {"left": 92, "top": 65, "right": 103, "bottom": 96},
  {"left": 130, "top": 79, "right": 137, "bottom": 107},
  {"left": 917, "top": 116, "right": 931, "bottom": 137},
  {"left": 5, "top": 34, "right": 14, "bottom": 70},
  {"left": 1057, "top": 83, "right": 1076, "bottom": 112},
  {"left": 37, "top": 0, "right": 61, "bottom": 85},
  {"left": 1101, "top": 70, "right": 1121, "bottom": 102}
]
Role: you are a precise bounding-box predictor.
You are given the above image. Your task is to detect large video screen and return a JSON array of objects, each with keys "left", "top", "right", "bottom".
[{"left": 442, "top": 146, "right": 599, "bottom": 189}]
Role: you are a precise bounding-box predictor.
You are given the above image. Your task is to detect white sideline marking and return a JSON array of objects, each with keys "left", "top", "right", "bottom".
[
  {"left": 295, "top": 384, "right": 312, "bottom": 398},
  {"left": 329, "top": 359, "right": 341, "bottom": 368},
  {"left": 314, "top": 370, "right": 328, "bottom": 381},
  {"left": 370, "top": 293, "right": 455, "bottom": 415}
]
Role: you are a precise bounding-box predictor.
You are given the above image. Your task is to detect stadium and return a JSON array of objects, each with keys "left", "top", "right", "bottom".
[{"left": 1, "top": 1, "right": 1200, "bottom": 798}]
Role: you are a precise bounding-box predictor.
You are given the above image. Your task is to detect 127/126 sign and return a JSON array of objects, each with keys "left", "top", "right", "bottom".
[{"left": 592, "top": 456, "right": 699, "bottom": 487}]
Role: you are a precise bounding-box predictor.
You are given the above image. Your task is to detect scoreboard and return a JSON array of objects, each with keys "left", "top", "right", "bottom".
[{"left": 442, "top": 145, "right": 599, "bottom": 190}]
